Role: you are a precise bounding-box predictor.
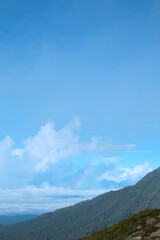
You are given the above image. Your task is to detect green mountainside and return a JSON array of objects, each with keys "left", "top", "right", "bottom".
[
  {"left": 80, "top": 209, "right": 160, "bottom": 240},
  {"left": 0, "top": 167, "right": 160, "bottom": 240},
  {"left": 0, "top": 225, "right": 5, "bottom": 229},
  {"left": 0, "top": 214, "right": 38, "bottom": 226}
]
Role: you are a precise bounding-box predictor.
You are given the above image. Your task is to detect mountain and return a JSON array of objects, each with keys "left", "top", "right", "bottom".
[
  {"left": 79, "top": 209, "right": 160, "bottom": 240},
  {"left": 0, "top": 225, "right": 5, "bottom": 229},
  {"left": 0, "top": 167, "right": 160, "bottom": 240},
  {"left": 0, "top": 214, "right": 38, "bottom": 226}
]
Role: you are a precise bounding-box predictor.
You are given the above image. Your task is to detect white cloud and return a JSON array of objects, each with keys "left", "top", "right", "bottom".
[
  {"left": 81, "top": 137, "right": 135, "bottom": 152},
  {"left": 0, "top": 136, "right": 13, "bottom": 165},
  {"left": 102, "top": 157, "right": 121, "bottom": 163},
  {"left": 117, "top": 163, "right": 152, "bottom": 182},
  {"left": 11, "top": 117, "right": 135, "bottom": 173},
  {"left": 0, "top": 163, "right": 152, "bottom": 214},
  {"left": 0, "top": 136, "right": 13, "bottom": 152},
  {"left": 97, "top": 163, "right": 152, "bottom": 183},
  {"left": 0, "top": 184, "right": 108, "bottom": 214},
  {"left": 0, "top": 119, "right": 153, "bottom": 214}
]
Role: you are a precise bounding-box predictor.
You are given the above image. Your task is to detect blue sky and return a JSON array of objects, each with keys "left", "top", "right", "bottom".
[{"left": 0, "top": 0, "right": 160, "bottom": 214}]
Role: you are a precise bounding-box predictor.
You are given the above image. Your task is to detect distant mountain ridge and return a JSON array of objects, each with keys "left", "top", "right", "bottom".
[
  {"left": 0, "top": 167, "right": 160, "bottom": 240},
  {"left": 0, "top": 214, "right": 38, "bottom": 226}
]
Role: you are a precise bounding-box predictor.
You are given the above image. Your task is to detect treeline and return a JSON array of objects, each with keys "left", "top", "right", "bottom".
[
  {"left": 80, "top": 209, "right": 160, "bottom": 240},
  {"left": 0, "top": 168, "right": 160, "bottom": 240}
]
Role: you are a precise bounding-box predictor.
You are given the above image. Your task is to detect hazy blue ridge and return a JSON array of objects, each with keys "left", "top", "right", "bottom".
[
  {"left": 0, "top": 214, "right": 38, "bottom": 226},
  {"left": 0, "top": 167, "right": 160, "bottom": 240}
]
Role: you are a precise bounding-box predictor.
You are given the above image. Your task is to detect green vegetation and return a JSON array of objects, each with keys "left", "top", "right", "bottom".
[
  {"left": 0, "top": 214, "right": 38, "bottom": 226},
  {"left": 79, "top": 209, "right": 160, "bottom": 240},
  {"left": 0, "top": 167, "right": 160, "bottom": 240},
  {"left": 0, "top": 225, "right": 5, "bottom": 229}
]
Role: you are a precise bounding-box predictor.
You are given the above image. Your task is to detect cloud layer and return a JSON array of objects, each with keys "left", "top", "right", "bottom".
[
  {"left": 96, "top": 163, "right": 152, "bottom": 184},
  {"left": 0, "top": 118, "right": 152, "bottom": 214},
  {"left": 0, "top": 117, "right": 136, "bottom": 187},
  {"left": 0, "top": 184, "right": 107, "bottom": 215},
  {"left": 12, "top": 117, "right": 135, "bottom": 172}
]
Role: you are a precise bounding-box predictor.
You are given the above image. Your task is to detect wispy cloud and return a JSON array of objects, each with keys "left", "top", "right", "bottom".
[
  {"left": 97, "top": 163, "right": 152, "bottom": 183},
  {"left": 0, "top": 161, "right": 152, "bottom": 214},
  {"left": 102, "top": 157, "right": 121, "bottom": 163},
  {"left": 0, "top": 118, "right": 139, "bottom": 213},
  {"left": 10, "top": 117, "right": 135, "bottom": 174},
  {"left": 117, "top": 150, "right": 160, "bottom": 153},
  {"left": 0, "top": 184, "right": 108, "bottom": 214}
]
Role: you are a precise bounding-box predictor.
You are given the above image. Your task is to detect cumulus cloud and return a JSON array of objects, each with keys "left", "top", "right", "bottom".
[
  {"left": 0, "top": 162, "right": 152, "bottom": 214},
  {"left": 0, "top": 136, "right": 13, "bottom": 164},
  {"left": 11, "top": 117, "right": 135, "bottom": 173},
  {"left": 97, "top": 163, "right": 152, "bottom": 183},
  {"left": 0, "top": 117, "right": 139, "bottom": 213}
]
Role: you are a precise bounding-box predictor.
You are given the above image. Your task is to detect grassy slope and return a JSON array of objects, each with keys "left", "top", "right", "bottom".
[
  {"left": 0, "top": 168, "right": 160, "bottom": 240},
  {"left": 80, "top": 209, "right": 160, "bottom": 240}
]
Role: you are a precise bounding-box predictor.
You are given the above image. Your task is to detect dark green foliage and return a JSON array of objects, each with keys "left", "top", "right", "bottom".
[
  {"left": 0, "top": 167, "right": 160, "bottom": 240},
  {"left": 0, "top": 214, "right": 38, "bottom": 225},
  {"left": 0, "top": 225, "right": 5, "bottom": 229},
  {"left": 79, "top": 209, "right": 160, "bottom": 240}
]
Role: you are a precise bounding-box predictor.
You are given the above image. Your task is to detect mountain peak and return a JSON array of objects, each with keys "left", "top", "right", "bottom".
[{"left": 0, "top": 167, "right": 160, "bottom": 240}]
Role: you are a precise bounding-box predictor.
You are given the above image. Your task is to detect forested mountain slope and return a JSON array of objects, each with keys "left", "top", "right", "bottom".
[
  {"left": 80, "top": 209, "right": 160, "bottom": 240},
  {"left": 0, "top": 167, "right": 160, "bottom": 240},
  {"left": 0, "top": 214, "right": 38, "bottom": 226}
]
